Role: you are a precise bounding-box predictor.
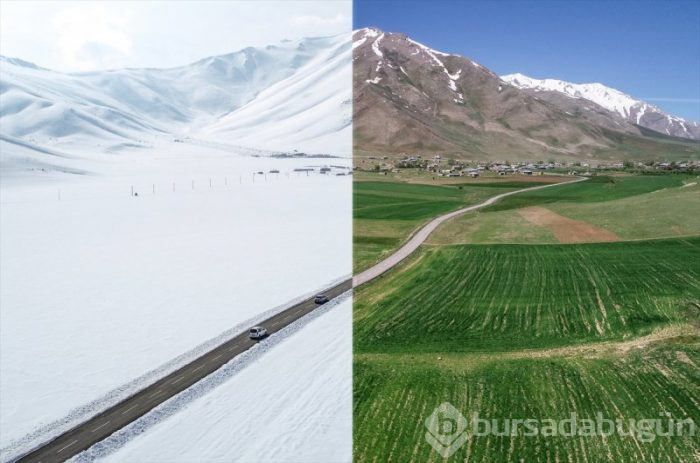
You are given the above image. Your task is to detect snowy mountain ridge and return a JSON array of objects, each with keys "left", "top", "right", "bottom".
[
  {"left": 502, "top": 73, "right": 699, "bottom": 139},
  {"left": 353, "top": 27, "right": 699, "bottom": 159},
  {"left": 0, "top": 33, "right": 351, "bottom": 157}
]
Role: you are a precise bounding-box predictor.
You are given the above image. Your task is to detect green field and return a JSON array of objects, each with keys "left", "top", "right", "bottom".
[
  {"left": 353, "top": 179, "right": 551, "bottom": 271},
  {"left": 430, "top": 175, "right": 700, "bottom": 245},
  {"left": 355, "top": 337, "right": 700, "bottom": 462},
  {"left": 354, "top": 174, "right": 700, "bottom": 462},
  {"left": 354, "top": 239, "right": 700, "bottom": 461},
  {"left": 482, "top": 175, "right": 690, "bottom": 212},
  {"left": 550, "top": 180, "right": 700, "bottom": 239},
  {"left": 355, "top": 238, "right": 700, "bottom": 354}
]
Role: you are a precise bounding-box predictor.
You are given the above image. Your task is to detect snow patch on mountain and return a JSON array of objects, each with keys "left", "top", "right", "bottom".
[
  {"left": 503, "top": 73, "right": 641, "bottom": 117},
  {"left": 404, "top": 38, "right": 464, "bottom": 101},
  {"left": 371, "top": 33, "right": 385, "bottom": 58},
  {"left": 352, "top": 37, "right": 367, "bottom": 50},
  {"left": 407, "top": 38, "right": 446, "bottom": 68},
  {"left": 502, "top": 72, "right": 699, "bottom": 139}
]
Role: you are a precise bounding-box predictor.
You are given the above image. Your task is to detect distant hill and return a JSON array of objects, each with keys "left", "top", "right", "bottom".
[
  {"left": 502, "top": 73, "right": 699, "bottom": 140},
  {"left": 353, "top": 28, "right": 699, "bottom": 161}
]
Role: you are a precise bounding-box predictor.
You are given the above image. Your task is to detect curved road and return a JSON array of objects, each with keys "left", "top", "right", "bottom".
[
  {"left": 17, "top": 175, "right": 583, "bottom": 462},
  {"left": 354, "top": 176, "right": 587, "bottom": 287}
]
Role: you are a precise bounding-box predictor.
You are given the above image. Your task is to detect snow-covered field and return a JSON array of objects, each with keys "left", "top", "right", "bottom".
[
  {"left": 90, "top": 295, "right": 352, "bottom": 463},
  {"left": 1, "top": 28, "right": 352, "bottom": 461},
  {"left": 0, "top": 140, "right": 351, "bottom": 458}
]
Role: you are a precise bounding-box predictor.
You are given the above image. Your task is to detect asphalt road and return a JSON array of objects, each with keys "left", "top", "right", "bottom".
[
  {"left": 16, "top": 278, "right": 352, "bottom": 463},
  {"left": 353, "top": 176, "right": 587, "bottom": 287},
  {"left": 18, "top": 176, "right": 583, "bottom": 462}
]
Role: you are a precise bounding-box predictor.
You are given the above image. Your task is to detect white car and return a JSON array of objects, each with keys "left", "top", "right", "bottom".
[{"left": 249, "top": 326, "right": 268, "bottom": 340}]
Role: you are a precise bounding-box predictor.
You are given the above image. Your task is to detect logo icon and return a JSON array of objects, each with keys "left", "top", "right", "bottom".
[{"left": 424, "top": 402, "right": 469, "bottom": 458}]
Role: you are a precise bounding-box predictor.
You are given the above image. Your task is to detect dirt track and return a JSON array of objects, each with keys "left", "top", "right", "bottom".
[{"left": 517, "top": 206, "right": 620, "bottom": 243}]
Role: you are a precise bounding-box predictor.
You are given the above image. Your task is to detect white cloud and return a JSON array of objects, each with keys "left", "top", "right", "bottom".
[
  {"left": 289, "top": 14, "right": 348, "bottom": 27},
  {"left": 52, "top": 4, "right": 133, "bottom": 71},
  {"left": 0, "top": 1, "right": 351, "bottom": 72}
]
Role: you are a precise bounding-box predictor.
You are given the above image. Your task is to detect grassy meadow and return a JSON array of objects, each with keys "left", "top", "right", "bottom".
[
  {"left": 355, "top": 238, "right": 700, "bottom": 354},
  {"left": 353, "top": 172, "right": 700, "bottom": 462},
  {"left": 353, "top": 177, "right": 556, "bottom": 271},
  {"left": 354, "top": 337, "right": 700, "bottom": 462},
  {"left": 430, "top": 175, "right": 700, "bottom": 245},
  {"left": 482, "top": 175, "right": 690, "bottom": 212}
]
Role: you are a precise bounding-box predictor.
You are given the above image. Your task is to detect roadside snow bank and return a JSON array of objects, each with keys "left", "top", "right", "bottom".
[{"left": 81, "top": 294, "right": 352, "bottom": 463}]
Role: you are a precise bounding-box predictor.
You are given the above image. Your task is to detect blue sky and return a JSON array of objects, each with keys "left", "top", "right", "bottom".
[{"left": 355, "top": 0, "right": 700, "bottom": 122}]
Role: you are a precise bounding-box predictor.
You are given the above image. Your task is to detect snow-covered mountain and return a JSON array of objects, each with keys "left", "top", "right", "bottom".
[
  {"left": 0, "top": 34, "right": 351, "bottom": 157},
  {"left": 202, "top": 36, "right": 351, "bottom": 153},
  {"left": 0, "top": 35, "right": 353, "bottom": 461},
  {"left": 352, "top": 27, "right": 698, "bottom": 160},
  {"left": 502, "top": 73, "right": 699, "bottom": 140},
  {"left": 353, "top": 27, "right": 625, "bottom": 160}
]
